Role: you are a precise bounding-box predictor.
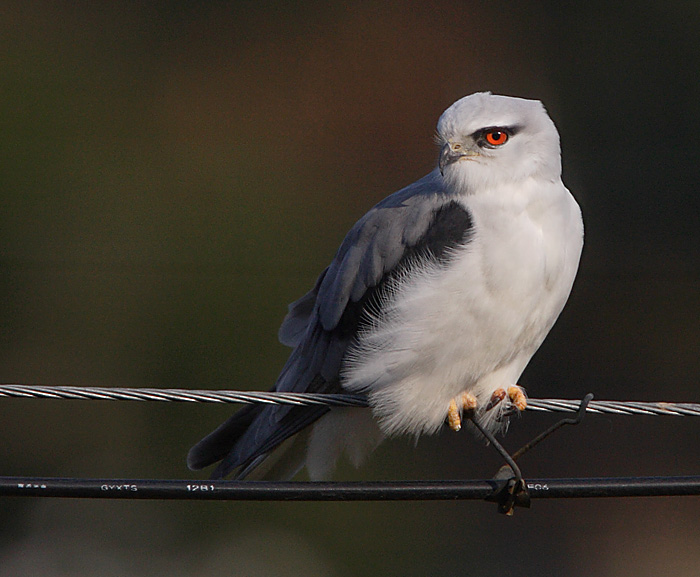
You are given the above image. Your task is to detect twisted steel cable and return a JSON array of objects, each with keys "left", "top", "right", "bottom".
[{"left": 0, "top": 383, "right": 698, "bottom": 416}]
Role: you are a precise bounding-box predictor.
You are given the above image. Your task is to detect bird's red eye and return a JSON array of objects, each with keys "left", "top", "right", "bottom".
[{"left": 485, "top": 131, "right": 508, "bottom": 146}]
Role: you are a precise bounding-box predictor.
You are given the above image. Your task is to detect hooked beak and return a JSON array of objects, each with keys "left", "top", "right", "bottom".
[{"left": 439, "top": 142, "right": 477, "bottom": 175}]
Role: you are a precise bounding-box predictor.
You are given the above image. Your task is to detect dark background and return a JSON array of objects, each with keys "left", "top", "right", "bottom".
[{"left": 1, "top": 1, "right": 698, "bottom": 575}]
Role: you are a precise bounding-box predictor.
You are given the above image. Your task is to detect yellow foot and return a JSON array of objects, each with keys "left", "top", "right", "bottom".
[
  {"left": 507, "top": 386, "right": 527, "bottom": 412},
  {"left": 447, "top": 392, "right": 478, "bottom": 431}
]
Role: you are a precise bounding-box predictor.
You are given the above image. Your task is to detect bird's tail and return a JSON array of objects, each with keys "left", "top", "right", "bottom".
[
  {"left": 186, "top": 403, "right": 263, "bottom": 473},
  {"left": 187, "top": 401, "right": 330, "bottom": 479}
]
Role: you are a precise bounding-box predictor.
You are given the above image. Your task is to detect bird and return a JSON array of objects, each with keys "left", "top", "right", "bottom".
[{"left": 187, "top": 92, "right": 584, "bottom": 481}]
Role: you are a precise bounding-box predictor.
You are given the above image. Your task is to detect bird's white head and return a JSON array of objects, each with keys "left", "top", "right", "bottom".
[{"left": 436, "top": 92, "right": 562, "bottom": 193}]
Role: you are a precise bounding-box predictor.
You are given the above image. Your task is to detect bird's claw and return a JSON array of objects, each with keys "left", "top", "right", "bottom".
[
  {"left": 484, "top": 388, "right": 506, "bottom": 412},
  {"left": 449, "top": 386, "right": 527, "bottom": 431},
  {"left": 447, "top": 392, "right": 478, "bottom": 431},
  {"left": 483, "top": 385, "right": 527, "bottom": 415},
  {"left": 507, "top": 386, "right": 527, "bottom": 412}
]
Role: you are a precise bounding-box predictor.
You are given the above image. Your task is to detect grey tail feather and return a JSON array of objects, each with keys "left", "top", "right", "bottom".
[
  {"left": 231, "top": 454, "right": 270, "bottom": 480},
  {"left": 234, "top": 429, "right": 310, "bottom": 481},
  {"left": 202, "top": 405, "right": 329, "bottom": 479},
  {"left": 186, "top": 403, "right": 263, "bottom": 472}
]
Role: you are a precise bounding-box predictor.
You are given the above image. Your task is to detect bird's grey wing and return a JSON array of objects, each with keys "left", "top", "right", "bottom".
[
  {"left": 278, "top": 170, "right": 450, "bottom": 346},
  {"left": 278, "top": 271, "right": 325, "bottom": 348},
  {"left": 188, "top": 171, "right": 475, "bottom": 478}
]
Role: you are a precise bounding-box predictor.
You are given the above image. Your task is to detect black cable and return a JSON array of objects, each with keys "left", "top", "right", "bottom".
[{"left": 2, "top": 476, "right": 699, "bottom": 501}]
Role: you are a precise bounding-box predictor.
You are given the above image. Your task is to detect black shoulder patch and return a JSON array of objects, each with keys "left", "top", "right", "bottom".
[
  {"left": 335, "top": 200, "right": 473, "bottom": 337},
  {"left": 413, "top": 200, "right": 474, "bottom": 263}
]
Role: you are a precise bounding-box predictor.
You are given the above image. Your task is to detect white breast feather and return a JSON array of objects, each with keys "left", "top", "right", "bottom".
[{"left": 341, "top": 178, "right": 583, "bottom": 437}]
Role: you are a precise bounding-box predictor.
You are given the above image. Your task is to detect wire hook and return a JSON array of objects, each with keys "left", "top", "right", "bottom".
[{"left": 483, "top": 393, "right": 594, "bottom": 515}]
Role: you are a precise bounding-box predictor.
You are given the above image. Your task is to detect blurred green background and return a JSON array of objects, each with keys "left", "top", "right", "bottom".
[{"left": 1, "top": 1, "right": 699, "bottom": 575}]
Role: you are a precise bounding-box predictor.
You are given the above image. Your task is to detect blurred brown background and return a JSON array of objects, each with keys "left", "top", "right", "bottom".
[{"left": 1, "top": 1, "right": 698, "bottom": 575}]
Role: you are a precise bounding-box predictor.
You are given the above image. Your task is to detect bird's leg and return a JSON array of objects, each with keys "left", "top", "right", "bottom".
[{"left": 447, "top": 392, "right": 478, "bottom": 431}]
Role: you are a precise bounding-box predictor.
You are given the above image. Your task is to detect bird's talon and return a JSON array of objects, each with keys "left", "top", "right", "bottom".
[
  {"left": 459, "top": 391, "right": 478, "bottom": 413},
  {"left": 447, "top": 400, "right": 462, "bottom": 431},
  {"left": 507, "top": 386, "right": 527, "bottom": 412},
  {"left": 485, "top": 388, "right": 506, "bottom": 412},
  {"left": 447, "top": 392, "right": 478, "bottom": 431}
]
